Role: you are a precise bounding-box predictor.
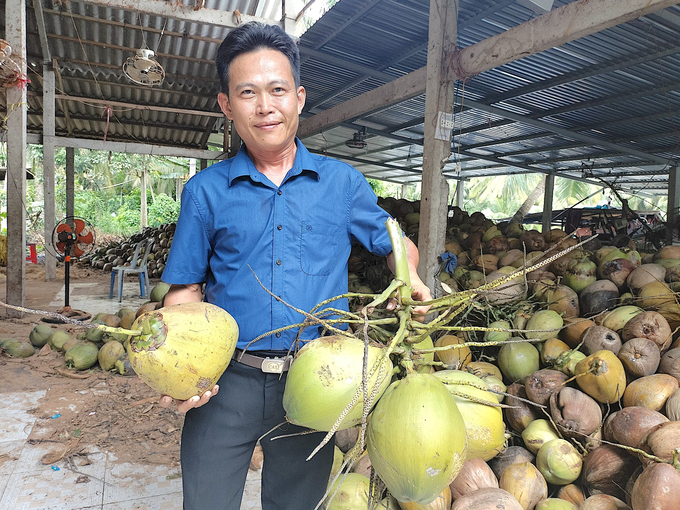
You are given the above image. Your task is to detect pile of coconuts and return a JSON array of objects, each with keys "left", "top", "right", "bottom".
[
  {"left": 1, "top": 282, "right": 173, "bottom": 376},
  {"left": 79, "top": 223, "right": 175, "bottom": 279},
  {"left": 298, "top": 215, "right": 680, "bottom": 510}
]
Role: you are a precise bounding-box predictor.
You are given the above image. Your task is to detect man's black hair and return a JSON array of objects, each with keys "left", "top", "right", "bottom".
[{"left": 215, "top": 22, "right": 300, "bottom": 96}]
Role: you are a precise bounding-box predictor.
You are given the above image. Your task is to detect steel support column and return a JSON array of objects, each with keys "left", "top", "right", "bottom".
[
  {"left": 542, "top": 173, "right": 555, "bottom": 234},
  {"left": 667, "top": 165, "right": 679, "bottom": 244}
]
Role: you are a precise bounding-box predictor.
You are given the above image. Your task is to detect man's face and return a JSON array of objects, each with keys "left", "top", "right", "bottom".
[{"left": 217, "top": 48, "right": 306, "bottom": 155}]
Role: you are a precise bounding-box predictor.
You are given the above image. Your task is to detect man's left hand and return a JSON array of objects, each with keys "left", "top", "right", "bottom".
[{"left": 410, "top": 282, "right": 432, "bottom": 320}]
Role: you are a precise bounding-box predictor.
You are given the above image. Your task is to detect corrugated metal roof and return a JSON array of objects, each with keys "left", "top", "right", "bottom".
[{"left": 1, "top": 0, "right": 679, "bottom": 196}]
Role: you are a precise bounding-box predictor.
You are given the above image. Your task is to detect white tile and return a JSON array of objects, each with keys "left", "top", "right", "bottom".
[
  {"left": 0, "top": 466, "right": 104, "bottom": 510},
  {"left": 51, "top": 283, "right": 151, "bottom": 315},
  {"left": 102, "top": 455, "right": 183, "bottom": 505},
  {"left": 2, "top": 391, "right": 46, "bottom": 416},
  {"left": 0, "top": 391, "right": 46, "bottom": 443},
  {"left": 0, "top": 473, "right": 10, "bottom": 502},
  {"left": 0, "top": 440, "right": 25, "bottom": 476},
  {"left": 102, "top": 492, "right": 182, "bottom": 510}
]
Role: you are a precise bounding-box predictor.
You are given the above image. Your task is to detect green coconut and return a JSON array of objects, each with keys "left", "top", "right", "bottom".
[
  {"left": 326, "top": 473, "right": 370, "bottom": 510},
  {"left": 150, "top": 282, "right": 171, "bottom": 303},
  {"left": 62, "top": 338, "right": 85, "bottom": 352},
  {"left": 49, "top": 330, "right": 73, "bottom": 352},
  {"left": 98, "top": 341, "right": 126, "bottom": 371},
  {"left": 535, "top": 499, "right": 578, "bottom": 510},
  {"left": 1, "top": 339, "right": 35, "bottom": 358},
  {"left": 367, "top": 372, "right": 467, "bottom": 505},
  {"left": 498, "top": 341, "right": 540, "bottom": 383},
  {"left": 29, "top": 324, "right": 53, "bottom": 347},
  {"left": 525, "top": 310, "right": 564, "bottom": 341},
  {"left": 64, "top": 342, "right": 100, "bottom": 370},
  {"left": 434, "top": 370, "right": 505, "bottom": 461},
  {"left": 536, "top": 439, "right": 582, "bottom": 485},
  {"left": 116, "top": 307, "right": 135, "bottom": 318},
  {"left": 484, "top": 320, "right": 512, "bottom": 343},
  {"left": 283, "top": 336, "right": 393, "bottom": 431},
  {"left": 86, "top": 320, "right": 105, "bottom": 342}
]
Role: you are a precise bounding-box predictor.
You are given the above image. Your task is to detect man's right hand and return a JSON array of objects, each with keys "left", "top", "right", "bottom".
[{"left": 158, "top": 385, "right": 219, "bottom": 414}]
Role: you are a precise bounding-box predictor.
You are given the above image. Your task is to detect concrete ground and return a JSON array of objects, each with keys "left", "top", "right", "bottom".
[{"left": 0, "top": 279, "right": 263, "bottom": 510}]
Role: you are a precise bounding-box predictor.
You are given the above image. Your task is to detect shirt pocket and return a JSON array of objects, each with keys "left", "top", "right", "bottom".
[{"left": 300, "top": 221, "right": 340, "bottom": 276}]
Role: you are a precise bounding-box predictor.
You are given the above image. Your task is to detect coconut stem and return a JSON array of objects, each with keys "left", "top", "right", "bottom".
[{"left": 385, "top": 218, "right": 411, "bottom": 302}]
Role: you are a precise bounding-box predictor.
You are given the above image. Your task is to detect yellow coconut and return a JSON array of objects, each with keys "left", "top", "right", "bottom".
[
  {"left": 575, "top": 350, "right": 626, "bottom": 404},
  {"left": 126, "top": 302, "right": 239, "bottom": 400},
  {"left": 434, "top": 370, "right": 505, "bottom": 461}
]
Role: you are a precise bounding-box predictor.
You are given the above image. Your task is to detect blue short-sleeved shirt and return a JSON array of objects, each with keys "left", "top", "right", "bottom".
[{"left": 162, "top": 139, "right": 393, "bottom": 351}]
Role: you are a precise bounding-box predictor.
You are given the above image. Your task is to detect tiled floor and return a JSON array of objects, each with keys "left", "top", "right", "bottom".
[{"left": 0, "top": 380, "right": 263, "bottom": 510}]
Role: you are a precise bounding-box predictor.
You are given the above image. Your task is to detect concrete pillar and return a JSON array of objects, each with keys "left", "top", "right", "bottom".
[
  {"left": 175, "top": 178, "right": 183, "bottom": 201},
  {"left": 456, "top": 178, "right": 465, "bottom": 209},
  {"left": 667, "top": 165, "right": 679, "bottom": 245},
  {"left": 189, "top": 158, "right": 197, "bottom": 178},
  {"left": 140, "top": 165, "right": 148, "bottom": 228},
  {"left": 401, "top": 183, "right": 409, "bottom": 199},
  {"left": 5, "top": 0, "right": 27, "bottom": 317},
  {"left": 417, "top": 0, "right": 457, "bottom": 296},
  {"left": 65, "top": 147, "right": 75, "bottom": 218},
  {"left": 43, "top": 63, "right": 57, "bottom": 280},
  {"left": 542, "top": 172, "right": 555, "bottom": 234}
]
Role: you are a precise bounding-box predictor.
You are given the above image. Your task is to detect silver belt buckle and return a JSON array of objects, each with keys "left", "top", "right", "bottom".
[{"left": 261, "top": 357, "right": 285, "bottom": 374}]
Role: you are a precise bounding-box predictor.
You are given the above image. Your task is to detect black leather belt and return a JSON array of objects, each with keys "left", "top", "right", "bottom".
[{"left": 232, "top": 348, "right": 292, "bottom": 374}]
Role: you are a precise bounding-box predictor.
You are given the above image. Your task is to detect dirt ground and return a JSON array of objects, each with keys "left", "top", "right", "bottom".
[{"left": 0, "top": 263, "right": 186, "bottom": 471}]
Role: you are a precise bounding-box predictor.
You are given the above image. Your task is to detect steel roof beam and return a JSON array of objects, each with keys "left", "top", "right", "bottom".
[
  {"left": 299, "top": 0, "right": 680, "bottom": 138},
  {"left": 76, "top": 0, "right": 286, "bottom": 31},
  {"left": 304, "top": 0, "right": 516, "bottom": 113},
  {"left": 464, "top": 99, "right": 673, "bottom": 166}
]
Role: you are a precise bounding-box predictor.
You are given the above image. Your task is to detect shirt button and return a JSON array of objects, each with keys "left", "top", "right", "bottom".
[
  {"left": 275, "top": 332, "right": 281, "bottom": 338},
  {"left": 276, "top": 260, "right": 282, "bottom": 265},
  {"left": 277, "top": 190, "right": 282, "bottom": 196},
  {"left": 277, "top": 225, "right": 282, "bottom": 231}
]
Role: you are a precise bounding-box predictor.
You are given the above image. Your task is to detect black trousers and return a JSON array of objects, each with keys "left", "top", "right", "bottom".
[{"left": 180, "top": 357, "right": 335, "bottom": 510}]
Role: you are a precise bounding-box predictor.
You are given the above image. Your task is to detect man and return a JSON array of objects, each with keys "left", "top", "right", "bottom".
[{"left": 159, "top": 22, "right": 431, "bottom": 510}]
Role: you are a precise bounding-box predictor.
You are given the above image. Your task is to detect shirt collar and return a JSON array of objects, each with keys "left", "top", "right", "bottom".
[{"left": 227, "top": 138, "right": 320, "bottom": 187}]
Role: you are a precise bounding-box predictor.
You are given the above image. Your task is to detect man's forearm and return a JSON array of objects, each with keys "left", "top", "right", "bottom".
[
  {"left": 163, "top": 283, "right": 203, "bottom": 306},
  {"left": 387, "top": 237, "right": 425, "bottom": 287}
]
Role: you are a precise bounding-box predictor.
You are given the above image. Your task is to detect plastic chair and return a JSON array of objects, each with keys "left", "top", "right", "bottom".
[{"left": 110, "top": 239, "right": 153, "bottom": 302}]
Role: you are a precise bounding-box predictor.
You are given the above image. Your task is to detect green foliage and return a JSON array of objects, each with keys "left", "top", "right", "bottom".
[{"left": 148, "top": 193, "right": 180, "bottom": 227}]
